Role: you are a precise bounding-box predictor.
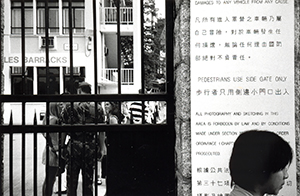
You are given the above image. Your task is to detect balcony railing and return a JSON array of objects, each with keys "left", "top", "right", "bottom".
[
  {"left": 103, "top": 68, "right": 134, "bottom": 85},
  {"left": 100, "top": 7, "right": 133, "bottom": 25}
]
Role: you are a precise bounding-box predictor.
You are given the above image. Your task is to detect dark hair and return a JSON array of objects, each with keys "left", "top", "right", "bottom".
[
  {"left": 108, "top": 102, "right": 124, "bottom": 122},
  {"left": 79, "top": 85, "right": 91, "bottom": 94},
  {"left": 229, "top": 130, "right": 293, "bottom": 191}
]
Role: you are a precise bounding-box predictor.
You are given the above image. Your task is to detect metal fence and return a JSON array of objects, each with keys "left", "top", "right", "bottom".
[{"left": 0, "top": 0, "right": 175, "bottom": 195}]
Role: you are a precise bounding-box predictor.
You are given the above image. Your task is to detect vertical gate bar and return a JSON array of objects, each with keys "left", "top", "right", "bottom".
[
  {"left": 9, "top": 111, "right": 13, "bottom": 196},
  {"left": 20, "top": 1, "right": 26, "bottom": 195},
  {"left": 68, "top": 1, "right": 74, "bottom": 194},
  {"left": 140, "top": 0, "right": 145, "bottom": 94},
  {"left": 94, "top": 131, "right": 99, "bottom": 195},
  {"left": 34, "top": 135, "right": 38, "bottom": 196},
  {"left": 165, "top": 0, "right": 174, "bottom": 126},
  {"left": 9, "top": 133, "right": 13, "bottom": 196},
  {"left": 93, "top": 0, "right": 98, "bottom": 94},
  {"left": 140, "top": 0, "right": 146, "bottom": 123},
  {"left": 0, "top": 0, "right": 1, "bottom": 86},
  {"left": 45, "top": 102, "right": 50, "bottom": 196},
  {"left": 44, "top": 1, "right": 51, "bottom": 195},
  {"left": 0, "top": 10, "right": 1, "bottom": 191},
  {"left": 116, "top": 0, "right": 121, "bottom": 94},
  {"left": 165, "top": 1, "right": 176, "bottom": 191},
  {"left": 45, "top": 128, "right": 50, "bottom": 195},
  {"left": 21, "top": 102, "right": 26, "bottom": 196},
  {"left": 45, "top": 0, "right": 50, "bottom": 95},
  {"left": 68, "top": 0, "right": 74, "bottom": 79},
  {"left": 21, "top": 0, "right": 26, "bottom": 96},
  {"left": 92, "top": 0, "right": 99, "bottom": 194},
  {"left": 58, "top": 101, "right": 63, "bottom": 194},
  {"left": 69, "top": 102, "right": 74, "bottom": 195},
  {"left": 33, "top": 112, "right": 37, "bottom": 196},
  {"left": 57, "top": 131, "right": 62, "bottom": 195},
  {"left": 116, "top": 2, "right": 123, "bottom": 124},
  {"left": 0, "top": 0, "right": 2, "bottom": 103},
  {"left": 82, "top": 115, "right": 86, "bottom": 196}
]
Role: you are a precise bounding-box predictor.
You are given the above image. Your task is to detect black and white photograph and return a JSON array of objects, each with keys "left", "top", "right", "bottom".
[{"left": 0, "top": 0, "right": 299, "bottom": 196}]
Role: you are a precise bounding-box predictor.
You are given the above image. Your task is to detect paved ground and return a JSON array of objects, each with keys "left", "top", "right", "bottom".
[{"left": 3, "top": 133, "right": 106, "bottom": 196}]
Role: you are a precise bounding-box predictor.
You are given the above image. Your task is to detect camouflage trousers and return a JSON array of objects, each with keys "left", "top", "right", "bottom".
[{"left": 66, "top": 140, "right": 96, "bottom": 196}]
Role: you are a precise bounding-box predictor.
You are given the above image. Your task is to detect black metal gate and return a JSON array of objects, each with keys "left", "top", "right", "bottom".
[{"left": 0, "top": 0, "right": 175, "bottom": 195}]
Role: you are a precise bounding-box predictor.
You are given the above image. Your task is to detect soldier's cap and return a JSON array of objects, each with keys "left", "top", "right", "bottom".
[{"left": 78, "top": 82, "right": 91, "bottom": 88}]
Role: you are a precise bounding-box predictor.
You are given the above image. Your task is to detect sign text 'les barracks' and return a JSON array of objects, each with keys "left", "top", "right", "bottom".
[{"left": 4, "top": 56, "right": 68, "bottom": 64}]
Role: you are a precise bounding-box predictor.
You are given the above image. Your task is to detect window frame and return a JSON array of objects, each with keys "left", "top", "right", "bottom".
[
  {"left": 10, "top": 66, "right": 34, "bottom": 95},
  {"left": 11, "top": 0, "right": 33, "bottom": 34},
  {"left": 36, "top": 0, "right": 59, "bottom": 34},
  {"left": 37, "top": 67, "right": 60, "bottom": 95},
  {"left": 41, "top": 36, "right": 55, "bottom": 48},
  {"left": 63, "top": 66, "right": 85, "bottom": 94},
  {"left": 62, "top": 0, "right": 85, "bottom": 34}
]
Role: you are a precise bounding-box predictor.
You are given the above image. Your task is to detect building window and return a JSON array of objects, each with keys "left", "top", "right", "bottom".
[
  {"left": 11, "top": 67, "right": 33, "bottom": 95},
  {"left": 41, "top": 36, "right": 55, "bottom": 48},
  {"left": 11, "top": 1, "right": 33, "bottom": 34},
  {"left": 37, "top": 67, "right": 60, "bottom": 94},
  {"left": 62, "top": 0, "right": 85, "bottom": 34},
  {"left": 37, "top": 0, "right": 59, "bottom": 34}
]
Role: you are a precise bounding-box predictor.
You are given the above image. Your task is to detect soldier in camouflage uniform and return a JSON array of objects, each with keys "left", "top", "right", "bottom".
[{"left": 61, "top": 82, "right": 104, "bottom": 196}]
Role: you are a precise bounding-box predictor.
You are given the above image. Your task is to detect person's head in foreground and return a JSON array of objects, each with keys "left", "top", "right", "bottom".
[
  {"left": 229, "top": 130, "right": 293, "bottom": 196},
  {"left": 77, "top": 81, "right": 91, "bottom": 94}
]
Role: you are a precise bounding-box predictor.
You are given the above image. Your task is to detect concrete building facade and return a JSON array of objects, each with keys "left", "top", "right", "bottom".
[{"left": 1, "top": 0, "right": 142, "bottom": 125}]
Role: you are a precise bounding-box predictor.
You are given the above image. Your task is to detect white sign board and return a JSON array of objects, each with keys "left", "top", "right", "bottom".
[{"left": 190, "top": 0, "right": 296, "bottom": 195}]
